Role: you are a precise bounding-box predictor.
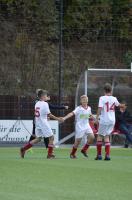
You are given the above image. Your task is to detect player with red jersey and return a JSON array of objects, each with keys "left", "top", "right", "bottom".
[
  {"left": 20, "top": 90, "right": 63, "bottom": 159},
  {"left": 95, "top": 83, "right": 120, "bottom": 160},
  {"left": 63, "top": 95, "right": 95, "bottom": 158}
]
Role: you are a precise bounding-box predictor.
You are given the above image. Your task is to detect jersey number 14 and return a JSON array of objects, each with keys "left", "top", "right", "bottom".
[{"left": 105, "top": 102, "right": 115, "bottom": 112}]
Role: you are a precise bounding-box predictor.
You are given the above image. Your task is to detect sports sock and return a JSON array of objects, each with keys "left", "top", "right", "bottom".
[
  {"left": 81, "top": 143, "right": 89, "bottom": 152},
  {"left": 48, "top": 144, "right": 54, "bottom": 156},
  {"left": 71, "top": 146, "right": 77, "bottom": 155},
  {"left": 96, "top": 141, "right": 103, "bottom": 156},
  {"left": 105, "top": 142, "right": 110, "bottom": 157},
  {"left": 23, "top": 142, "right": 32, "bottom": 151}
]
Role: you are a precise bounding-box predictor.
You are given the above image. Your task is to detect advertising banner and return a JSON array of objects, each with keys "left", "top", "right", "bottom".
[{"left": 0, "top": 120, "right": 59, "bottom": 144}]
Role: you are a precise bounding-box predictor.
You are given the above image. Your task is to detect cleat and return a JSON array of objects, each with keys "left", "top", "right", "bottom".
[
  {"left": 70, "top": 154, "right": 77, "bottom": 159},
  {"left": 81, "top": 150, "right": 88, "bottom": 158},
  {"left": 47, "top": 154, "right": 55, "bottom": 159},
  {"left": 20, "top": 148, "right": 25, "bottom": 158},
  {"left": 95, "top": 155, "right": 102, "bottom": 160},
  {"left": 104, "top": 156, "right": 111, "bottom": 161}
]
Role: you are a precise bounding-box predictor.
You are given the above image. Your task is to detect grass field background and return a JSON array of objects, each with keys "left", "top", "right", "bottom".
[{"left": 0, "top": 147, "right": 132, "bottom": 200}]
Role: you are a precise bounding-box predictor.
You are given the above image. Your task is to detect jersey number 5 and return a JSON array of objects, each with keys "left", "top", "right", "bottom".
[
  {"left": 35, "top": 107, "right": 40, "bottom": 117},
  {"left": 105, "top": 102, "right": 115, "bottom": 112}
]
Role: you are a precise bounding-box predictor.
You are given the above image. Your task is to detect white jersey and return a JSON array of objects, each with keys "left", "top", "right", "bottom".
[
  {"left": 98, "top": 95, "right": 120, "bottom": 125},
  {"left": 73, "top": 105, "right": 92, "bottom": 131},
  {"left": 35, "top": 101, "right": 53, "bottom": 137}
]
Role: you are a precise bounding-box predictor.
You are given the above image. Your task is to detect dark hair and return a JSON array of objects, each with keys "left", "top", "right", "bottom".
[
  {"left": 120, "top": 100, "right": 127, "bottom": 106},
  {"left": 104, "top": 83, "right": 112, "bottom": 93},
  {"left": 37, "top": 89, "right": 48, "bottom": 99}
]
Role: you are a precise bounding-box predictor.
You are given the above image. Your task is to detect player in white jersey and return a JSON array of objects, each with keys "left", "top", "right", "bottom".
[
  {"left": 63, "top": 95, "right": 95, "bottom": 158},
  {"left": 95, "top": 83, "right": 120, "bottom": 161},
  {"left": 20, "top": 90, "right": 63, "bottom": 159}
]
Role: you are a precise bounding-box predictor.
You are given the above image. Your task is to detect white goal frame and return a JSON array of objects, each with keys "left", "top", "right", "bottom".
[
  {"left": 75, "top": 66, "right": 132, "bottom": 107},
  {"left": 84, "top": 67, "right": 132, "bottom": 97}
]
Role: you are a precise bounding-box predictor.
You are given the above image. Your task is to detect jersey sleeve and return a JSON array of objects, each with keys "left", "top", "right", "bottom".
[
  {"left": 98, "top": 97, "right": 103, "bottom": 108},
  {"left": 73, "top": 107, "right": 79, "bottom": 115},
  {"left": 45, "top": 102, "right": 51, "bottom": 114}
]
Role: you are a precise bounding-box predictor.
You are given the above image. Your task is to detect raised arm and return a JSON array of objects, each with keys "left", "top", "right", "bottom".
[
  {"left": 63, "top": 112, "right": 74, "bottom": 121},
  {"left": 48, "top": 113, "right": 63, "bottom": 123},
  {"left": 49, "top": 103, "right": 69, "bottom": 110}
]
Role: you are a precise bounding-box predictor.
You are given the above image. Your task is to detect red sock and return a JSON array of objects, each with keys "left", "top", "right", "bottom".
[
  {"left": 23, "top": 142, "right": 32, "bottom": 151},
  {"left": 96, "top": 141, "right": 102, "bottom": 156},
  {"left": 71, "top": 146, "right": 77, "bottom": 155},
  {"left": 105, "top": 142, "right": 110, "bottom": 157},
  {"left": 48, "top": 144, "right": 54, "bottom": 156},
  {"left": 82, "top": 143, "right": 89, "bottom": 152}
]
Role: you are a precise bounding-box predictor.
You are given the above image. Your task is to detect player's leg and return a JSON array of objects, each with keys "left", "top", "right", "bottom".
[
  {"left": 29, "top": 119, "right": 36, "bottom": 142},
  {"left": 81, "top": 125, "right": 95, "bottom": 157},
  {"left": 70, "top": 138, "right": 82, "bottom": 158},
  {"left": 39, "top": 123, "right": 55, "bottom": 158},
  {"left": 20, "top": 137, "right": 41, "bottom": 158},
  {"left": 70, "top": 130, "right": 84, "bottom": 158},
  {"left": 29, "top": 135, "right": 36, "bottom": 141},
  {"left": 95, "top": 134, "right": 103, "bottom": 160},
  {"left": 47, "top": 135, "right": 55, "bottom": 158},
  {"left": 104, "top": 135, "right": 111, "bottom": 160},
  {"left": 44, "top": 137, "right": 49, "bottom": 148},
  {"left": 104, "top": 124, "right": 115, "bottom": 160},
  {"left": 30, "top": 119, "right": 49, "bottom": 148},
  {"left": 81, "top": 133, "right": 94, "bottom": 157}
]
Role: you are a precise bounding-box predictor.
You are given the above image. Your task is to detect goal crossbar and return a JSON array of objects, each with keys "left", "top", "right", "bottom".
[{"left": 88, "top": 68, "right": 132, "bottom": 72}]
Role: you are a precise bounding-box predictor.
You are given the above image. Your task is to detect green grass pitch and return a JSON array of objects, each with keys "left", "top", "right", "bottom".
[{"left": 0, "top": 147, "right": 132, "bottom": 200}]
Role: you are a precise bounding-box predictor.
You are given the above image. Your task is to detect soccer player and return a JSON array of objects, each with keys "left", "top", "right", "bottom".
[
  {"left": 95, "top": 83, "right": 120, "bottom": 161},
  {"left": 20, "top": 90, "right": 63, "bottom": 159},
  {"left": 29, "top": 89, "right": 68, "bottom": 148},
  {"left": 63, "top": 95, "right": 95, "bottom": 158}
]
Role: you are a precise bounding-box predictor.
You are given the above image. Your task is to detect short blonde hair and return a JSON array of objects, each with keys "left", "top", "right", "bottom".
[{"left": 80, "top": 95, "right": 88, "bottom": 101}]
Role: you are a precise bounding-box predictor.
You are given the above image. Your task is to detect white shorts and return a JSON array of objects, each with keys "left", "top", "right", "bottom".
[
  {"left": 35, "top": 121, "right": 53, "bottom": 137},
  {"left": 35, "top": 120, "right": 53, "bottom": 138},
  {"left": 98, "top": 123, "right": 114, "bottom": 136},
  {"left": 35, "top": 128, "right": 53, "bottom": 138},
  {"left": 75, "top": 124, "right": 93, "bottom": 139}
]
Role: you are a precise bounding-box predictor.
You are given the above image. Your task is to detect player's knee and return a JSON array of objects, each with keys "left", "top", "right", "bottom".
[
  {"left": 88, "top": 134, "right": 95, "bottom": 143},
  {"left": 91, "top": 133, "right": 95, "bottom": 140},
  {"left": 37, "top": 137, "right": 41, "bottom": 142},
  {"left": 97, "top": 135, "right": 103, "bottom": 141},
  {"left": 74, "top": 138, "right": 81, "bottom": 147},
  {"left": 104, "top": 136, "right": 110, "bottom": 143},
  {"left": 49, "top": 135, "right": 54, "bottom": 142}
]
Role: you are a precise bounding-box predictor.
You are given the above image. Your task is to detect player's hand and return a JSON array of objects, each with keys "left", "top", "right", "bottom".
[
  {"left": 58, "top": 117, "right": 65, "bottom": 123},
  {"left": 89, "top": 114, "right": 95, "bottom": 120},
  {"left": 95, "top": 118, "right": 99, "bottom": 125},
  {"left": 64, "top": 106, "right": 69, "bottom": 110},
  {"left": 47, "top": 117, "right": 50, "bottom": 121}
]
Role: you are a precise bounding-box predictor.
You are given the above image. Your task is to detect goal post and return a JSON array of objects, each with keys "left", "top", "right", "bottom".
[{"left": 75, "top": 67, "right": 132, "bottom": 113}]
